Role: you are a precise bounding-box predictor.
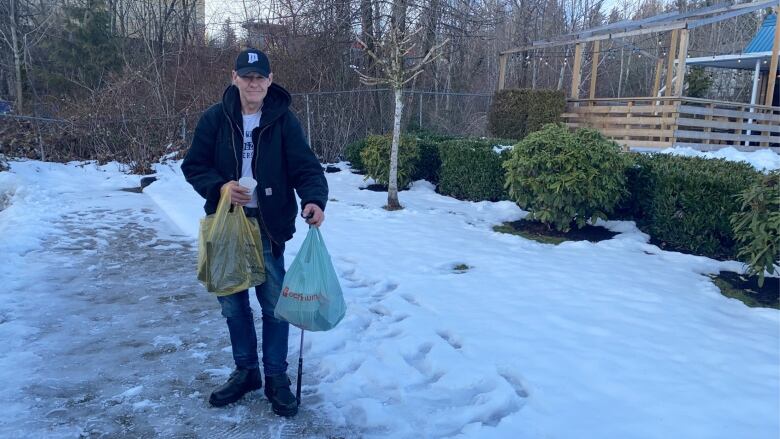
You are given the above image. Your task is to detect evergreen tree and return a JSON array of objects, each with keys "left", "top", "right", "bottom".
[{"left": 41, "top": 0, "right": 120, "bottom": 94}]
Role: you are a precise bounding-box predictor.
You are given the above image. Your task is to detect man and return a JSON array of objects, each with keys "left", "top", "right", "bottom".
[{"left": 182, "top": 48, "right": 327, "bottom": 417}]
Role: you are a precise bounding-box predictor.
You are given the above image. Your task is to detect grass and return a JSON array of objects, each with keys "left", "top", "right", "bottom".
[
  {"left": 493, "top": 223, "right": 567, "bottom": 244},
  {"left": 709, "top": 273, "right": 779, "bottom": 310},
  {"left": 493, "top": 219, "right": 618, "bottom": 245},
  {"left": 452, "top": 263, "right": 471, "bottom": 273}
]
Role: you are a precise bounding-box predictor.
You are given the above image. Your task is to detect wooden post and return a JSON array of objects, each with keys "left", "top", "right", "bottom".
[
  {"left": 674, "top": 29, "right": 689, "bottom": 97},
  {"left": 498, "top": 54, "right": 508, "bottom": 91},
  {"left": 624, "top": 100, "right": 633, "bottom": 145},
  {"left": 664, "top": 30, "right": 679, "bottom": 97},
  {"left": 652, "top": 58, "right": 663, "bottom": 100},
  {"left": 763, "top": 7, "right": 780, "bottom": 106},
  {"left": 704, "top": 102, "right": 713, "bottom": 145},
  {"left": 669, "top": 100, "right": 680, "bottom": 147},
  {"left": 589, "top": 40, "right": 600, "bottom": 100},
  {"left": 571, "top": 43, "right": 584, "bottom": 99}
]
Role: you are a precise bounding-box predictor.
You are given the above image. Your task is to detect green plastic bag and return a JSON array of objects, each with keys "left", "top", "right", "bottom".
[
  {"left": 275, "top": 227, "right": 346, "bottom": 331},
  {"left": 197, "top": 189, "right": 265, "bottom": 296}
]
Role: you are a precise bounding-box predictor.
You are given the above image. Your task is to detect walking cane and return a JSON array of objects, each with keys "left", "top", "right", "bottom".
[
  {"left": 296, "top": 217, "right": 314, "bottom": 407},
  {"left": 296, "top": 328, "right": 304, "bottom": 406}
]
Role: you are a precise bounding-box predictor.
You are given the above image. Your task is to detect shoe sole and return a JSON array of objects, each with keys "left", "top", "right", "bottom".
[
  {"left": 209, "top": 382, "right": 262, "bottom": 407},
  {"left": 272, "top": 404, "right": 298, "bottom": 417}
]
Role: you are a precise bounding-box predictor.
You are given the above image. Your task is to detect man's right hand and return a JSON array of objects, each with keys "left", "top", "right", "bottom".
[{"left": 222, "top": 181, "right": 251, "bottom": 206}]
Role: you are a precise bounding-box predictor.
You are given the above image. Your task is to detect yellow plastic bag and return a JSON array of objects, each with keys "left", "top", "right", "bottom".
[{"left": 197, "top": 189, "right": 265, "bottom": 296}]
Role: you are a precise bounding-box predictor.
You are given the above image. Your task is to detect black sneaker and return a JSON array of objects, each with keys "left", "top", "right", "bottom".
[
  {"left": 264, "top": 374, "right": 298, "bottom": 417},
  {"left": 209, "top": 367, "right": 262, "bottom": 407}
]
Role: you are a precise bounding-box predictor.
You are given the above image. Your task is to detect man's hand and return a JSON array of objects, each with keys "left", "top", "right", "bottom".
[
  {"left": 222, "top": 181, "right": 251, "bottom": 206},
  {"left": 302, "top": 203, "right": 325, "bottom": 227}
]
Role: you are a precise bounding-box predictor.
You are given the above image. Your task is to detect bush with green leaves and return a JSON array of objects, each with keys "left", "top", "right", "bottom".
[
  {"left": 504, "top": 123, "right": 628, "bottom": 232},
  {"left": 360, "top": 135, "right": 419, "bottom": 189},
  {"left": 413, "top": 137, "right": 442, "bottom": 183},
  {"left": 488, "top": 89, "right": 565, "bottom": 140},
  {"left": 730, "top": 171, "right": 779, "bottom": 286},
  {"left": 627, "top": 153, "right": 760, "bottom": 259},
  {"left": 438, "top": 139, "right": 509, "bottom": 202},
  {"left": 344, "top": 138, "right": 368, "bottom": 171}
]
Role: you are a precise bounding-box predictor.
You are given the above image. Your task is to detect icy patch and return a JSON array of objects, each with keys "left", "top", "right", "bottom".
[
  {"left": 111, "top": 385, "right": 143, "bottom": 403},
  {"left": 152, "top": 335, "right": 183, "bottom": 348}
]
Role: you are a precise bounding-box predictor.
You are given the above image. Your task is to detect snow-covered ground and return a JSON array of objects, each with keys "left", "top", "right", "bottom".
[
  {"left": 1, "top": 155, "right": 778, "bottom": 438},
  {"left": 660, "top": 146, "right": 780, "bottom": 171}
]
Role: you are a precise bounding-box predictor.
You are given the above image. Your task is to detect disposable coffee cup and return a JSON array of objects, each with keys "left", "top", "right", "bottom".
[{"left": 238, "top": 177, "right": 257, "bottom": 194}]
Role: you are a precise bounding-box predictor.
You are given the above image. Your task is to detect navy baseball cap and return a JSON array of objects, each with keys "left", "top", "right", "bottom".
[{"left": 235, "top": 48, "right": 271, "bottom": 77}]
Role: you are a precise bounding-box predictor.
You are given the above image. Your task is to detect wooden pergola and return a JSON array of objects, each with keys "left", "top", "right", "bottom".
[{"left": 497, "top": 1, "right": 780, "bottom": 151}]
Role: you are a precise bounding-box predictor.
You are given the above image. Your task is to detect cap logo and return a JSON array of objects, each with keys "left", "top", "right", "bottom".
[{"left": 248, "top": 53, "right": 258, "bottom": 63}]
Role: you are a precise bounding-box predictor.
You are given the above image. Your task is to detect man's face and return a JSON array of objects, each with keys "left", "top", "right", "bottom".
[{"left": 232, "top": 71, "right": 273, "bottom": 107}]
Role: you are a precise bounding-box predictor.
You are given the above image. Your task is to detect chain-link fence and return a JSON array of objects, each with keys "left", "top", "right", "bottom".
[
  {"left": 0, "top": 89, "right": 494, "bottom": 170},
  {"left": 290, "top": 89, "right": 493, "bottom": 162}
]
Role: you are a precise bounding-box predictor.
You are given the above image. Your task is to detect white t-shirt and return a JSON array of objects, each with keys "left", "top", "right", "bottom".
[{"left": 241, "top": 112, "right": 261, "bottom": 207}]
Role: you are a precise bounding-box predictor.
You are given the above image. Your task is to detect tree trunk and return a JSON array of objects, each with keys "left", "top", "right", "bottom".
[
  {"left": 9, "top": 0, "right": 23, "bottom": 113},
  {"left": 360, "top": 0, "right": 375, "bottom": 71},
  {"left": 387, "top": 88, "right": 403, "bottom": 210}
]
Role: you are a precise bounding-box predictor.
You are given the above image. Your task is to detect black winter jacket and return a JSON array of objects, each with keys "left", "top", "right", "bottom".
[{"left": 182, "top": 83, "right": 328, "bottom": 250}]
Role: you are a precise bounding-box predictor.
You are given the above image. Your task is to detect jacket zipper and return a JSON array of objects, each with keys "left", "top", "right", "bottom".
[
  {"left": 225, "top": 107, "right": 282, "bottom": 250},
  {"left": 249, "top": 124, "right": 281, "bottom": 249}
]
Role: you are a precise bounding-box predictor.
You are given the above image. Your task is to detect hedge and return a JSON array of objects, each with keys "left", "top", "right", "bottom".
[
  {"left": 488, "top": 89, "right": 565, "bottom": 140},
  {"left": 360, "top": 134, "right": 419, "bottom": 189},
  {"left": 437, "top": 139, "right": 509, "bottom": 202},
  {"left": 344, "top": 138, "right": 368, "bottom": 171},
  {"left": 626, "top": 153, "right": 761, "bottom": 260}
]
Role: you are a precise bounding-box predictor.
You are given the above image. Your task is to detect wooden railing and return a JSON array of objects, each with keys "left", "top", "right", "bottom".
[{"left": 562, "top": 97, "right": 780, "bottom": 152}]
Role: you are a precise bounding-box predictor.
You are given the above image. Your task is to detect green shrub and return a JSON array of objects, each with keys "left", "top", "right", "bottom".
[
  {"left": 629, "top": 153, "right": 760, "bottom": 259},
  {"left": 413, "top": 137, "right": 442, "bottom": 183},
  {"left": 344, "top": 138, "right": 368, "bottom": 171},
  {"left": 504, "top": 123, "right": 628, "bottom": 232},
  {"left": 731, "top": 171, "right": 780, "bottom": 286},
  {"left": 488, "top": 89, "right": 565, "bottom": 140},
  {"left": 438, "top": 139, "right": 509, "bottom": 202},
  {"left": 360, "top": 134, "right": 419, "bottom": 189}
]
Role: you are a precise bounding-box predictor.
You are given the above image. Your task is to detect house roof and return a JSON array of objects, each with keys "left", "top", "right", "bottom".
[
  {"left": 686, "top": 51, "right": 774, "bottom": 70},
  {"left": 745, "top": 13, "right": 776, "bottom": 53},
  {"left": 686, "top": 14, "right": 778, "bottom": 71}
]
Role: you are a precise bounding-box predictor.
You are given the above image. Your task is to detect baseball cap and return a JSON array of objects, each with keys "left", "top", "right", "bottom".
[{"left": 235, "top": 48, "right": 271, "bottom": 77}]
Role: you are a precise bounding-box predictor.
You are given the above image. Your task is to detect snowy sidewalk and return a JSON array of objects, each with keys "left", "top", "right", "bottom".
[{"left": 0, "top": 162, "right": 351, "bottom": 438}]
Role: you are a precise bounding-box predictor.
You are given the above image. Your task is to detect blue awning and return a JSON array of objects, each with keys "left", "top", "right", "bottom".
[{"left": 745, "top": 14, "right": 776, "bottom": 53}]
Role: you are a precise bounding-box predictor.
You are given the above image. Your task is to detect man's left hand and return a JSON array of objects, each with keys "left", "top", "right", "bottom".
[{"left": 302, "top": 203, "right": 325, "bottom": 227}]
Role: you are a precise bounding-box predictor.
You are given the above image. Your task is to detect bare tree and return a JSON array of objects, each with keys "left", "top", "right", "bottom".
[
  {"left": 0, "top": 0, "right": 54, "bottom": 113},
  {"left": 355, "top": 4, "right": 447, "bottom": 210}
]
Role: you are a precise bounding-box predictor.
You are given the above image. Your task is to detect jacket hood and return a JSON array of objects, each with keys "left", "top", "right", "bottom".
[{"left": 221, "top": 83, "right": 291, "bottom": 128}]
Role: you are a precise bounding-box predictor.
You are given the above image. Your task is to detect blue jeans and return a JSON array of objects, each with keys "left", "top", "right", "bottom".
[{"left": 217, "top": 232, "right": 289, "bottom": 376}]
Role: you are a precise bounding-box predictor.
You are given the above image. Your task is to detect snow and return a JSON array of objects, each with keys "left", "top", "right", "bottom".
[
  {"left": 0, "top": 155, "right": 778, "bottom": 438},
  {"left": 660, "top": 146, "right": 780, "bottom": 171}
]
